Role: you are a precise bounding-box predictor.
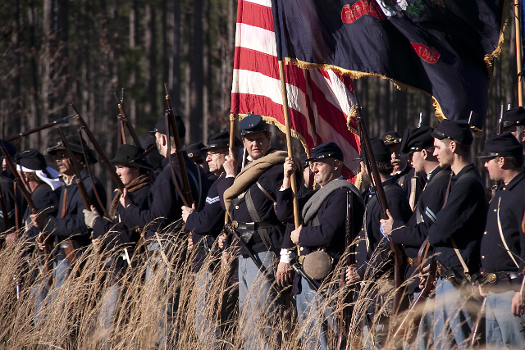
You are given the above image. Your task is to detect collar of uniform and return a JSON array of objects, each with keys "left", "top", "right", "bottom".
[
  {"left": 427, "top": 165, "right": 441, "bottom": 181},
  {"left": 246, "top": 146, "right": 273, "bottom": 164},
  {"left": 451, "top": 163, "right": 476, "bottom": 181},
  {"left": 319, "top": 175, "right": 344, "bottom": 188},
  {"left": 368, "top": 176, "right": 396, "bottom": 194},
  {"left": 502, "top": 168, "right": 525, "bottom": 191},
  {"left": 393, "top": 162, "right": 409, "bottom": 176}
]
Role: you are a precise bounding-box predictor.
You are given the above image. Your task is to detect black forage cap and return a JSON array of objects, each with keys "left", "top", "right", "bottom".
[
  {"left": 400, "top": 126, "right": 435, "bottom": 155},
  {"left": 183, "top": 142, "right": 206, "bottom": 159},
  {"left": 15, "top": 149, "right": 47, "bottom": 171},
  {"left": 307, "top": 141, "right": 344, "bottom": 162},
  {"left": 151, "top": 114, "right": 186, "bottom": 139},
  {"left": 502, "top": 107, "right": 525, "bottom": 128},
  {"left": 202, "top": 130, "right": 242, "bottom": 150},
  {"left": 44, "top": 135, "right": 98, "bottom": 164},
  {"left": 431, "top": 119, "right": 473, "bottom": 146},
  {"left": 359, "top": 138, "right": 391, "bottom": 163},
  {"left": 239, "top": 115, "right": 268, "bottom": 136},
  {"left": 476, "top": 132, "right": 524, "bottom": 159}
]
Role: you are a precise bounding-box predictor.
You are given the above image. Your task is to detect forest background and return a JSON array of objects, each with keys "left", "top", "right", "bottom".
[{"left": 0, "top": 0, "right": 520, "bottom": 197}]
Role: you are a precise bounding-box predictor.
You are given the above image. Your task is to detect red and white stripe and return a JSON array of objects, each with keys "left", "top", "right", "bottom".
[{"left": 231, "top": 0, "right": 360, "bottom": 178}]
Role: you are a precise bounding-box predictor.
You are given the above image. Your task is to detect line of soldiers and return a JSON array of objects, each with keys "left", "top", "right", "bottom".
[{"left": 0, "top": 107, "right": 524, "bottom": 350}]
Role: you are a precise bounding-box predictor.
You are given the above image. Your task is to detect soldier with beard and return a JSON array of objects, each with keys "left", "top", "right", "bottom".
[
  {"left": 382, "top": 131, "right": 425, "bottom": 210},
  {"left": 32, "top": 136, "right": 107, "bottom": 291}
]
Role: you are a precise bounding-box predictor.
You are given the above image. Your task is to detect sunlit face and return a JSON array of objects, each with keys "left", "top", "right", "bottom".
[
  {"left": 53, "top": 150, "right": 75, "bottom": 176},
  {"left": 206, "top": 148, "right": 228, "bottom": 175},
  {"left": 311, "top": 158, "right": 339, "bottom": 187},
  {"left": 242, "top": 132, "right": 271, "bottom": 160},
  {"left": 433, "top": 139, "right": 454, "bottom": 168},
  {"left": 484, "top": 157, "right": 503, "bottom": 182},
  {"left": 115, "top": 164, "right": 141, "bottom": 186}
]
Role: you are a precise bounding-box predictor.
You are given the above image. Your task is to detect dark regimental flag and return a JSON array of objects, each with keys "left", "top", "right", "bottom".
[
  {"left": 272, "top": 0, "right": 507, "bottom": 129},
  {"left": 231, "top": 0, "right": 361, "bottom": 179}
]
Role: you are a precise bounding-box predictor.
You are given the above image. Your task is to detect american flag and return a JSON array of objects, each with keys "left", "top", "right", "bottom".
[{"left": 230, "top": 0, "right": 361, "bottom": 179}]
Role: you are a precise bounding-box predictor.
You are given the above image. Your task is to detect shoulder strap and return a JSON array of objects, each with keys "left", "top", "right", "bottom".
[
  {"left": 450, "top": 238, "right": 470, "bottom": 277},
  {"left": 244, "top": 188, "right": 275, "bottom": 252},
  {"left": 256, "top": 181, "right": 277, "bottom": 215},
  {"left": 496, "top": 197, "right": 520, "bottom": 268}
]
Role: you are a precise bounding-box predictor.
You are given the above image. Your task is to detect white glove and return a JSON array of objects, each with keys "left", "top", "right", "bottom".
[{"left": 83, "top": 208, "right": 100, "bottom": 229}]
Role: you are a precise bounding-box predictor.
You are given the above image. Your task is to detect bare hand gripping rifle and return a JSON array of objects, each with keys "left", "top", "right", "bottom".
[
  {"left": 356, "top": 107, "right": 406, "bottom": 316},
  {"left": 163, "top": 84, "right": 193, "bottom": 207}
]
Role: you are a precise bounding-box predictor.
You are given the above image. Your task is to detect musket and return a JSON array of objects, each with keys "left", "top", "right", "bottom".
[
  {"left": 4, "top": 114, "right": 76, "bottom": 142},
  {"left": 113, "top": 91, "right": 156, "bottom": 180},
  {"left": 336, "top": 190, "right": 355, "bottom": 350},
  {"left": 356, "top": 103, "right": 406, "bottom": 315},
  {"left": 469, "top": 296, "right": 487, "bottom": 349},
  {"left": 76, "top": 129, "right": 110, "bottom": 219},
  {"left": 492, "top": 105, "right": 505, "bottom": 199},
  {"left": 57, "top": 127, "right": 93, "bottom": 211},
  {"left": 0, "top": 141, "right": 53, "bottom": 276},
  {"left": 163, "top": 83, "right": 193, "bottom": 207},
  {"left": 71, "top": 103, "right": 125, "bottom": 192},
  {"left": 393, "top": 257, "right": 436, "bottom": 342}
]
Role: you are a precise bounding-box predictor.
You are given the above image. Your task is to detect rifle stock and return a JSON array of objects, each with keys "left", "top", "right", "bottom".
[
  {"left": 355, "top": 107, "right": 406, "bottom": 315},
  {"left": 71, "top": 103, "right": 125, "bottom": 192},
  {"left": 393, "top": 258, "right": 436, "bottom": 342}
]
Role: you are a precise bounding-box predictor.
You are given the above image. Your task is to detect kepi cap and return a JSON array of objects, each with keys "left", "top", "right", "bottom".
[
  {"left": 151, "top": 114, "right": 186, "bottom": 139},
  {"left": 239, "top": 115, "right": 268, "bottom": 136},
  {"left": 502, "top": 107, "right": 525, "bottom": 128},
  {"left": 476, "top": 132, "right": 524, "bottom": 159},
  {"left": 44, "top": 135, "right": 98, "bottom": 164},
  {"left": 201, "top": 130, "right": 242, "bottom": 151},
  {"left": 359, "top": 138, "right": 391, "bottom": 163},
  {"left": 15, "top": 149, "right": 47, "bottom": 171},
  {"left": 307, "top": 141, "right": 344, "bottom": 162},
  {"left": 400, "top": 126, "right": 435, "bottom": 155},
  {"left": 184, "top": 142, "right": 206, "bottom": 159},
  {"left": 431, "top": 120, "right": 473, "bottom": 146}
]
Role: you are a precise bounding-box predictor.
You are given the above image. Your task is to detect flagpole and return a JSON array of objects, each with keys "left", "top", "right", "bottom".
[
  {"left": 225, "top": 115, "right": 236, "bottom": 225},
  {"left": 277, "top": 60, "right": 301, "bottom": 235},
  {"left": 515, "top": 0, "right": 523, "bottom": 106}
]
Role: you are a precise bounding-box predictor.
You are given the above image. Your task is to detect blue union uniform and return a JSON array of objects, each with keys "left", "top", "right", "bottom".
[
  {"left": 277, "top": 184, "right": 364, "bottom": 293},
  {"left": 44, "top": 168, "right": 107, "bottom": 262},
  {"left": 391, "top": 166, "right": 451, "bottom": 294},
  {"left": 480, "top": 169, "right": 525, "bottom": 347},
  {"left": 185, "top": 173, "right": 226, "bottom": 272},
  {"left": 121, "top": 152, "right": 209, "bottom": 240},
  {"left": 427, "top": 164, "right": 486, "bottom": 271}
]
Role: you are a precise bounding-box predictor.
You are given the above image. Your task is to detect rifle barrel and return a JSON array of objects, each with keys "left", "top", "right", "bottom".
[
  {"left": 71, "top": 103, "right": 125, "bottom": 192},
  {"left": 4, "top": 114, "right": 76, "bottom": 142}
]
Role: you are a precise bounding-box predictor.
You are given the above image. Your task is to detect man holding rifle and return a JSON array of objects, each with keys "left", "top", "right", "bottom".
[
  {"left": 424, "top": 120, "right": 486, "bottom": 350},
  {"left": 380, "top": 126, "right": 451, "bottom": 349},
  {"left": 218, "top": 115, "right": 287, "bottom": 350},
  {"left": 276, "top": 141, "right": 364, "bottom": 350},
  {"left": 16, "top": 149, "right": 61, "bottom": 324},
  {"left": 346, "top": 138, "right": 412, "bottom": 349},
  {"left": 476, "top": 132, "right": 525, "bottom": 348},
  {"left": 31, "top": 136, "right": 106, "bottom": 290}
]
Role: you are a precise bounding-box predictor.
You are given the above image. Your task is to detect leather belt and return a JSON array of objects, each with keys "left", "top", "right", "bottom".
[
  {"left": 483, "top": 271, "right": 521, "bottom": 285},
  {"left": 232, "top": 221, "right": 277, "bottom": 231}
]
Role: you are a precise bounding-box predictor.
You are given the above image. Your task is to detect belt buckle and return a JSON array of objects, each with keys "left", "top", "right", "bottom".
[
  {"left": 486, "top": 273, "right": 497, "bottom": 284},
  {"left": 407, "top": 257, "right": 414, "bottom": 266},
  {"left": 231, "top": 220, "right": 239, "bottom": 229},
  {"left": 60, "top": 242, "right": 70, "bottom": 249},
  {"left": 298, "top": 256, "right": 305, "bottom": 264}
]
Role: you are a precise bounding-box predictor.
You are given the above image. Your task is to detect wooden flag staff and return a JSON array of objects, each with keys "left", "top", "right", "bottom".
[
  {"left": 515, "top": 0, "right": 523, "bottom": 106},
  {"left": 277, "top": 60, "right": 301, "bottom": 248}
]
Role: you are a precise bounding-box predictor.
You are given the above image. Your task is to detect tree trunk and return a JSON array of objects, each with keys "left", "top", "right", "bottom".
[
  {"left": 129, "top": 0, "right": 138, "bottom": 127},
  {"left": 144, "top": 3, "right": 157, "bottom": 119},
  {"left": 190, "top": 0, "right": 204, "bottom": 144},
  {"left": 41, "top": 0, "right": 54, "bottom": 148},
  {"left": 28, "top": 0, "right": 40, "bottom": 149},
  {"left": 171, "top": 0, "right": 181, "bottom": 115}
]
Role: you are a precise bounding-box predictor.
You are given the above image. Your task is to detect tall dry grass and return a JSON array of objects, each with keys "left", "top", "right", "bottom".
[{"left": 0, "top": 223, "right": 507, "bottom": 350}]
